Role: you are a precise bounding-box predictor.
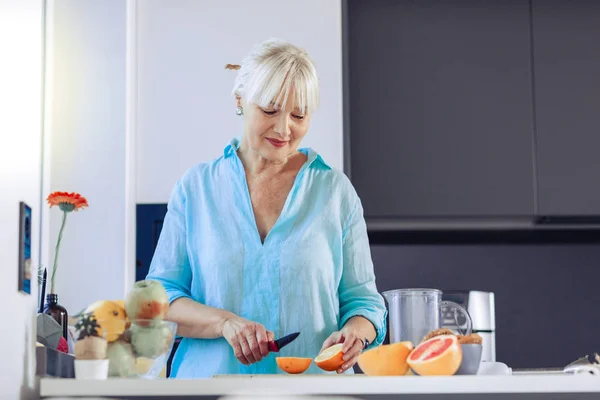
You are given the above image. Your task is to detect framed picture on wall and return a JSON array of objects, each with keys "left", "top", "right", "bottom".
[{"left": 18, "top": 201, "right": 32, "bottom": 295}]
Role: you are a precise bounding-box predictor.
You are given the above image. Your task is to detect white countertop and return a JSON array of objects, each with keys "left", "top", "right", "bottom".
[{"left": 40, "top": 374, "right": 600, "bottom": 398}]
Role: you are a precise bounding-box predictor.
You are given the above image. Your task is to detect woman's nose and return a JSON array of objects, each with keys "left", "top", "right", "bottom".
[{"left": 274, "top": 114, "right": 291, "bottom": 137}]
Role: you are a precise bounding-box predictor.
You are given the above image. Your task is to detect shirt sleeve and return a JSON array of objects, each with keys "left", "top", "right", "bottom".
[
  {"left": 145, "top": 179, "right": 193, "bottom": 305},
  {"left": 338, "top": 197, "right": 388, "bottom": 349}
]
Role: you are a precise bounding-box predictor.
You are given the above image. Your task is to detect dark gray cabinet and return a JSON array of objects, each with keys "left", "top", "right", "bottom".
[
  {"left": 532, "top": 0, "right": 600, "bottom": 217},
  {"left": 345, "top": 0, "right": 535, "bottom": 225}
]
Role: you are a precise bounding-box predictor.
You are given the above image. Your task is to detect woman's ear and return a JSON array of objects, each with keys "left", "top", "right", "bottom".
[{"left": 235, "top": 95, "right": 242, "bottom": 108}]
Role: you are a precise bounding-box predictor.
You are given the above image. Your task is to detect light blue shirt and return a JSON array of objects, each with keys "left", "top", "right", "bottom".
[{"left": 146, "top": 138, "right": 387, "bottom": 378}]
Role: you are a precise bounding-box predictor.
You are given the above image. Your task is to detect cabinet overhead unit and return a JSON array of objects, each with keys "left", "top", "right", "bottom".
[{"left": 342, "top": 0, "right": 600, "bottom": 236}]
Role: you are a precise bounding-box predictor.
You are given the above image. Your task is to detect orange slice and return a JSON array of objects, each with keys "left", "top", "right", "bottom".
[
  {"left": 275, "top": 357, "right": 312, "bottom": 374},
  {"left": 407, "top": 334, "right": 462, "bottom": 376},
  {"left": 314, "top": 343, "right": 345, "bottom": 372},
  {"left": 357, "top": 341, "right": 414, "bottom": 376}
]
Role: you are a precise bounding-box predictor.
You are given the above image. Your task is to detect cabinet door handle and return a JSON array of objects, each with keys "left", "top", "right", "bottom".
[
  {"left": 365, "top": 217, "right": 535, "bottom": 231},
  {"left": 534, "top": 216, "right": 600, "bottom": 225}
]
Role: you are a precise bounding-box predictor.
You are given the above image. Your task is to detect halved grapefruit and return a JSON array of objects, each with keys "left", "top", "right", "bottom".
[
  {"left": 357, "top": 341, "right": 414, "bottom": 376},
  {"left": 407, "top": 334, "right": 462, "bottom": 376},
  {"left": 275, "top": 357, "right": 312, "bottom": 374},
  {"left": 314, "top": 343, "right": 345, "bottom": 371}
]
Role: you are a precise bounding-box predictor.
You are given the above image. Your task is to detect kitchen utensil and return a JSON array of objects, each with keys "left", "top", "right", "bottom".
[
  {"left": 564, "top": 352, "right": 600, "bottom": 375},
  {"left": 38, "top": 268, "right": 47, "bottom": 313},
  {"left": 268, "top": 332, "right": 300, "bottom": 352},
  {"left": 455, "top": 344, "right": 483, "bottom": 375},
  {"left": 511, "top": 352, "right": 600, "bottom": 376},
  {"left": 441, "top": 290, "right": 496, "bottom": 362},
  {"left": 382, "top": 288, "right": 472, "bottom": 345}
]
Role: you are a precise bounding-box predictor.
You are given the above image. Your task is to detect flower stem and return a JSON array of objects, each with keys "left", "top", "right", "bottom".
[{"left": 50, "top": 211, "right": 68, "bottom": 294}]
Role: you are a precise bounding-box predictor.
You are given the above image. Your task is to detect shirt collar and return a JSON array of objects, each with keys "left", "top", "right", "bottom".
[
  {"left": 223, "top": 138, "right": 241, "bottom": 158},
  {"left": 223, "top": 137, "right": 331, "bottom": 170}
]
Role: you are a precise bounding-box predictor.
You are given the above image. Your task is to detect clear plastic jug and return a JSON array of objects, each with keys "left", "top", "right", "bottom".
[{"left": 382, "top": 288, "right": 472, "bottom": 345}]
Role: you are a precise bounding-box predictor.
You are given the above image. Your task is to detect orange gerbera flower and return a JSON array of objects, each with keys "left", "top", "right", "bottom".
[
  {"left": 47, "top": 191, "right": 88, "bottom": 212},
  {"left": 46, "top": 191, "right": 88, "bottom": 294}
]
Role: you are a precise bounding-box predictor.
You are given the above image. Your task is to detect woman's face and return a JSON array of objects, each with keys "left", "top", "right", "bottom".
[{"left": 237, "top": 91, "right": 311, "bottom": 163}]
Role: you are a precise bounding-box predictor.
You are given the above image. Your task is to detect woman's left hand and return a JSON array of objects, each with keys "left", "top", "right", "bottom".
[{"left": 319, "top": 326, "right": 365, "bottom": 374}]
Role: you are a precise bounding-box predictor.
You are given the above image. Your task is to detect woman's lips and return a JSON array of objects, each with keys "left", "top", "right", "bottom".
[{"left": 266, "top": 138, "right": 288, "bottom": 148}]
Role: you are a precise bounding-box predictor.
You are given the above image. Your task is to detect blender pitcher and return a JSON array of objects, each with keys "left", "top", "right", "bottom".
[{"left": 382, "top": 288, "right": 472, "bottom": 345}]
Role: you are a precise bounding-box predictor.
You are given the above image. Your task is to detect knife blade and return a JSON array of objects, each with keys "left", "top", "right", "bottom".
[{"left": 267, "top": 332, "right": 300, "bottom": 352}]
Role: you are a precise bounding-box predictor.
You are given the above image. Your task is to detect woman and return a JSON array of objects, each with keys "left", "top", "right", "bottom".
[{"left": 146, "top": 38, "right": 387, "bottom": 378}]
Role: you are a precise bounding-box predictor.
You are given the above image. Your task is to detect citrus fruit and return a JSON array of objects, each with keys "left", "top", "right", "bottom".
[
  {"left": 84, "top": 300, "right": 128, "bottom": 342},
  {"left": 407, "top": 334, "right": 462, "bottom": 376},
  {"left": 357, "top": 341, "right": 414, "bottom": 376},
  {"left": 275, "top": 357, "right": 312, "bottom": 374},
  {"left": 113, "top": 300, "right": 126, "bottom": 312},
  {"left": 314, "top": 343, "right": 345, "bottom": 372}
]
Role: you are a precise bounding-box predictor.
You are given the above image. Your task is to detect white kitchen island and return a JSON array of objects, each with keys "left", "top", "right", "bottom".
[{"left": 40, "top": 374, "right": 600, "bottom": 400}]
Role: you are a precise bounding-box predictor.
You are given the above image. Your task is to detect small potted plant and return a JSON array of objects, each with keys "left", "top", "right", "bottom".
[{"left": 73, "top": 312, "right": 109, "bottom": 379}]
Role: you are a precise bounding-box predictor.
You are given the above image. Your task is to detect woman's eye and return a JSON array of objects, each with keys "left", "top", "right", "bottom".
[
  {"left": 262, "top": 109, "right": 277, "bottom": 115},
  {"left": 293, "top": 115, "right": 305, "bottom": 120}
]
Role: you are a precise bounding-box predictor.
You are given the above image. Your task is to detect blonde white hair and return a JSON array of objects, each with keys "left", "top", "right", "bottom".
[{"left": 232, "top": 38, "right": 320, "bottom": 113}]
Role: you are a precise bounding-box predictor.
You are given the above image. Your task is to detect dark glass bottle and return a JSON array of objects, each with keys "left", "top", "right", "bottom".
[{"left": 43, "top": 293, "right": 69, "bottom": 340}]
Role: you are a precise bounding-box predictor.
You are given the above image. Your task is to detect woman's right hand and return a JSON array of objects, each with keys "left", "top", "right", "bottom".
[{"left": 221, "top": 314, "right": 274, "bottom": 365}]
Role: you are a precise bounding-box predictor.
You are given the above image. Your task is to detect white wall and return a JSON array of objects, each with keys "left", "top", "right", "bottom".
[
  {"left": 0, "top": 2, "right": 340, "bottom": 392},
  {"left": 136, "top": 0, "right": 343, "bottom": 203},
  {"left": 0, "top": 0, "right": 44, "bottom": 398},
  {"left": 48, "top": 0, "right": 127, "bottom": 312},
  {"left": 46, "top": 0, "right": 343, "bottom": 312}
]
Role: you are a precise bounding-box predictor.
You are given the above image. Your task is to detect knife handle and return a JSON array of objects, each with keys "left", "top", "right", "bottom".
[{"left": 267, "top": 341, "right": 278, "bottom": 352}]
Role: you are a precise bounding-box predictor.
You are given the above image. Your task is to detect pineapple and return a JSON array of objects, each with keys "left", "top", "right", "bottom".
[{"left": 74, "top": 312, "right": 107, "bottom": 360}]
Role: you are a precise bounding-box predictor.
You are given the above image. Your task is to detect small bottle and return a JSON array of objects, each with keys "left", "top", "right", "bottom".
[{"left": 43, "top": 293, "right": 69, "bottom": 340}]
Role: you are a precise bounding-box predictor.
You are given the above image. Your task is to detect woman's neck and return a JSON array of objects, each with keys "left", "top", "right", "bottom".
[{"left": 238, "top": 142, "right": 300, "bottom": 177}]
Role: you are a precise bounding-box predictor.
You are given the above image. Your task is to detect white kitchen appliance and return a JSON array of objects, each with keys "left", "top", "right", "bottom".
[{"left": 441, "top": 290, "right": 496, "bottom": 362}]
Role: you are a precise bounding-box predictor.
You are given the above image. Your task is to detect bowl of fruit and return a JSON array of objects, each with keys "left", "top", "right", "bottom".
[
  {"left": 74, "top": 280, "right": 178, "bottom": 379},
  {"left": 106, "top": 318, "right": 177, "bottom": 378}
]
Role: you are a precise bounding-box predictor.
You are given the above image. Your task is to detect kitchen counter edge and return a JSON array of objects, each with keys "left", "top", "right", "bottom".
[{"left": 40, "top": 374, "right": 600, "bottom": 398}]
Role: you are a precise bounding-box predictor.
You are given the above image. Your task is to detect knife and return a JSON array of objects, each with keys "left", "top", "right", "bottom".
[{"left": 267, "top": 332, "right": 300, "bottom": 352}]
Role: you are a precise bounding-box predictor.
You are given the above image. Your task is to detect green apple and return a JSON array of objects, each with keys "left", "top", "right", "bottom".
[
  {"left": 130, "top": 323, "right": 173, "bottom": 359},
  {"left": 107, "top": 340, "right": 137, "bottom": 377},
  {"left": 125, "top": 280, "right": 169, "bottom": 324}
]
